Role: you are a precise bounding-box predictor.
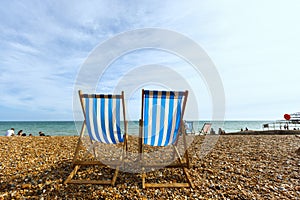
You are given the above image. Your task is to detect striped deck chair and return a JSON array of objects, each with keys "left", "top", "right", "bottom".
[
  {"left": 139, "top": 90, "right": 193, "bottom": 188},
  {"left": 64, "top": 90, "right": 127, "bottom": 186},
  {"left": 200, "top": 122, "right": 212, "bottom": 135},
  {"left": 185, "top": 121, "right": 195, "bottom": 134}
]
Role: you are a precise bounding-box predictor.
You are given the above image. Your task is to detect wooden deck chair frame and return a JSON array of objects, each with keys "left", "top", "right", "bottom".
[
  {"left": 64, "top": 90, "right": 128, "bottom": 186},
  {"left": 138, "top": 89, "right": 193, "bottom": 188}
]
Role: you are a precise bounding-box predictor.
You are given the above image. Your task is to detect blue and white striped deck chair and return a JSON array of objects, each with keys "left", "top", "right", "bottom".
[
  {"left": 185, "top": 121, "right": 195, "bottom": 134},
  {"left": 65, "top": 90, "right": 127, "bottom": 186},
  {"left": 139, "top": 89, "right": 193, "bottom": 188}
]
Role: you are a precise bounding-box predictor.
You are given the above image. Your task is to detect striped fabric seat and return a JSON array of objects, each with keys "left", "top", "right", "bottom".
[
  {"left": 82, "top": 94, "right": 124, "bottom": 144},
  {"left": 142, "top": 90, "right": 187, "bottom": 146}
]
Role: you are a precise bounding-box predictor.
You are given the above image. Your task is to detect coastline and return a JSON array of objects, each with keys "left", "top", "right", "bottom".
[
  {"left": 226, "top": 130, "right": 300, "bottom": 135},
  {"left": 0, "top": 134, "right": 299, "bottom": 199},
  {"left": 0, "top": 120, "right": 273, "bottom": 136}
]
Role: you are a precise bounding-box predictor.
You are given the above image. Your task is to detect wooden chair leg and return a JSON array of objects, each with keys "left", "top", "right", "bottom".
[
  {"left": 111, "top": 166, "right": 120, "bottom": 186},
  {"left": 142, "top": 168, "right": 146, "bottom": 189},
  {"left": 72, "top": 139, "right": 82, "bottom": 165},
  {"left": 185, "top": 151, "right": 190, "bottom": 169},
  {"left": 182, "top": 166, "right": 194, "bottom": 188},
  {"left": 72, "top": 122, "right": 86, "bottom": 165},
  {"left": 175, "top": 146, "right": 194, "bottom": 188},
  {"left": 64, "top": 165, "right": 81, "bottom": 184}
]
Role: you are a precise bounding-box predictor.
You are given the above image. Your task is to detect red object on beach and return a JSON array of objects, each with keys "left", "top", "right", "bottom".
[{"left": 284, "top": 114, "right": 291, "bottom": 120}]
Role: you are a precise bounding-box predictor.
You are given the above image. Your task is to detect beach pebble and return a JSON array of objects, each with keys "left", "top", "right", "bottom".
[{"left": 0, "top": 135, "right": 299, "bottom": 199}]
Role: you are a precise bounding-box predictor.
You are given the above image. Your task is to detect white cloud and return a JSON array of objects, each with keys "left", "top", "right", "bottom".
[{"left": 0, "top": 0, "right": 300, "bottom": 120}]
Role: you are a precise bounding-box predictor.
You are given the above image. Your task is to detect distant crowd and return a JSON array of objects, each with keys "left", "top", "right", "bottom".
[{"left": 5, "top": 128, "right": 46, "bottom": 137}]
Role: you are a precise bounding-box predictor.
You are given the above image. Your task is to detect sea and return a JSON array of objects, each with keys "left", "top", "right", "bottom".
[{"left": 0, "top": 121, "right": 272, "bottom": 136}]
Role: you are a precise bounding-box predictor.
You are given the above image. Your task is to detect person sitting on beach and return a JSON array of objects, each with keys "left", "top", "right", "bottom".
[
  {"left": 17, "top": 130, "right": 23, "bottom": 136},
  {"left": 218, "top": 128, "right": 225, "bottom": 135},
  {"left": 39, "top": 131, "right": 45, "bottom": 136},
  {"left": 5, "top": 128, "right": 15, "bottom": 136},
  {"left": 21, "top": 132, "right": 27, "bottom": 136}
]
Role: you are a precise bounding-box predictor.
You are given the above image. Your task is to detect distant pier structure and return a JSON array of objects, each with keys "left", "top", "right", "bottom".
[{"left": 263, "top": 112, "right": 300, "bottom": 130}]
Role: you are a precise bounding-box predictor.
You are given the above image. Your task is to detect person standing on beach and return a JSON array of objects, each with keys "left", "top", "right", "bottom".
[{"left": 5, "top": 128, "right": 15, "bottom": 136}]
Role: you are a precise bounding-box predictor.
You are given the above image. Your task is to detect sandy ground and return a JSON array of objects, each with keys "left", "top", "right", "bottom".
[{"left": 0, "top": 134, "right": 299, "bottom": 199}]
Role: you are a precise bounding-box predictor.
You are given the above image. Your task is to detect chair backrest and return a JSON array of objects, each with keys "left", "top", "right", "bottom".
[
  {"left": 202, "top": 123, "right": 212, "bottom": 133},
  {"left": 79, "top": 90, "right": 126, "bottom": 144},
  {"left": 185, "top": 121, "right": 194, "bottom": 134},
  {"left": 141, "top": 90, "right": 188, "bottom": 147}
]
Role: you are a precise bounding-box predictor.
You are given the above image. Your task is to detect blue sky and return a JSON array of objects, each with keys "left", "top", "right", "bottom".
[{"left": 1, "top": 0, "right": 300, "bottom": 121}]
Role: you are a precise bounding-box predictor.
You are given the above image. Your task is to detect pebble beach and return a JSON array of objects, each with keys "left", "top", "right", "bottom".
[{"left": 0, "top": 134, "right": 299, "bottom": 199}]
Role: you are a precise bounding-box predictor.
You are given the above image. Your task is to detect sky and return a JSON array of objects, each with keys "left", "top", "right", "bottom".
[{"left": 0, "top": 0, "right": 300, "bottom": 121}]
